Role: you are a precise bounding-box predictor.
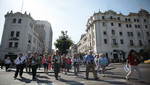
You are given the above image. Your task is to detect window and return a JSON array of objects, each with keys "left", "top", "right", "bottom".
[
  {"left": 119, "top": 32, "right": 123, "bottom": 36},
  {"left": 9, "top": 42, "right": 13, "bottom": 47},
  {"left": 135, "top": 25, "right": 137, "bottom": 28},
  {"left": 111, "top": 22, "right": 114, "bottom": 26},
  {"left": 30, "top": 22, "right": 33, "bottom": 28},
  {"left": 110, "top": 16, "right": 113, "bottom": 19},
  {"left": 14, "top": 42, "right": 18, "bottom": 48},
  {"left": 16, "top": 31, "right": 20, "bottom": 37},
  {"left": 138, "top": 25, "right": 140, "bottom": 28},
  {"left": 112, "top": 30, "right": 115, "bottom": 35},
  {"left": 147, "top": 32, "right": 150, "bottom": 36},
  {"left": 102, "top": 22, "right": 105, "bottom": 26},
  {"left": 130, "top": 40, "right": 134, "bottom": 46},
  {"left": 134, "top": 19, "right": 136, "bottom": 22},
  {"left": 129, "top": 24, "right": 132, "bottom": 28},
  {"left": 120, "top": 39, "right": 124, "bottom": 44},
  {"left": 112, "top": 39, "right": 117, "bottom": 45},
  {"left": 118, "top": 17, "right": 120, "bottom": 20},
  {"left": 131, "top": 32, "right": 133, "bottom": 36},
  {"left": 139, "top": 40, "right": 143, "bottom": 46},
  {"left": 145, "top": 25, "right": 148, "bottom": 28},
  {"left": 10, "top": 31, "right": 14, "bottom": 37},
  {"left": 144, "top": 19, "right": 146, "bottom": 22},
  {"left": 128, "top": 18, "right": 130, "bottom": 22},
  {"left": 118, "top": 23, "right": 121, "bottom": 27},
  {"left": 102, "top": 16, "right": 105, "bottom": 19},
  {"left": 127, "top": 32, "right": 130, "bottom": 36},
  {"left": 137, "top": 19, "right": 139, "bottom": 22},
  {"left": 137, "top": 32, "right": 141, "bottom": 37},
  {"left": 18, "top": 19, "right": 22, "bottom": 23},
  {"left": 125, "top": 18, "right": 127, "bottom": 21},
  {"left": 104, "top": 39, "right": 107, "bottom": 44},
  {"left": 103, "top": 31, "right": 107, "bottom": 35},
  {"left": 13, "top": 18, "right": 16, "bottom": 23},
  {"left": 126, "top": 24, "right": 128, "bottom": 28}
]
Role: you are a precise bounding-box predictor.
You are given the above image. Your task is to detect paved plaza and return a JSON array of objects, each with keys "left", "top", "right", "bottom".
[{"left": 0, "top": 63, "right": 150, "bottom": 85}]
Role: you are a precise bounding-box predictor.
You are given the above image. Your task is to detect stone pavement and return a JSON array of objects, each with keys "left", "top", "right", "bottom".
[{"left": 0, "top": 63, "right": 150, "bottom": 85}]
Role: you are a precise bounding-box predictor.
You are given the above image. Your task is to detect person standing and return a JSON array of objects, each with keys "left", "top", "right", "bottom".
[
  {"left": 5, "top": 57, "right": 12, "bottom": 71},
  {"left": 72, "top": 53, "right": 81, "bottom": 78},
  {"left": 52, "top": 51, "right": 61, "bottom": 80},
  {"left": 95, "top": 54, "right": 100, "bottom": 73},
  {"left": 31, "top": 52, "right": 40, "bottom": 80},
  {"left": 42, "top": 54, "right": 50, "bottom": 74},
  {"left": 66, "top": 56, "right": 72, "bottom": 72},
  {"left": 98, "top": 53, "right": 108, "bottom": 77},
  {"left": 85, "top": 50, "right": 98, "bottom": 80},
  {"left": 61, "top": 54, "right": 67, "bottom": 74},
  {"left": 126, "top": 50, "right": 143, "bottom": 82},
  {"left": 24, "top": 51, "right": 32, "bottom": 72},
  {"left": 14, "top": 53, "right": 26, "bottom": 79}
]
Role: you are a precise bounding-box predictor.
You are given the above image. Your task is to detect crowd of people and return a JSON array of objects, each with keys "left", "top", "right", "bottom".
[{"left": 0, "top": 50, "right": 143, "bottom": 82}]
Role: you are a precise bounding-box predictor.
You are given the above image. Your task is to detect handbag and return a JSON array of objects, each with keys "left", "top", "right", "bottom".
[{"left": 124, "top": 65, "right": 130, "bottom": 72}]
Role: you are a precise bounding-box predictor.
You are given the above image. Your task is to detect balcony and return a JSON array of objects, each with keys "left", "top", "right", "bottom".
[
  {"left": 111, "top": 43, "right": 118, "bottom": 48},
  {"left": 5, "top": 47, "right": 20, "bottom": 52}
]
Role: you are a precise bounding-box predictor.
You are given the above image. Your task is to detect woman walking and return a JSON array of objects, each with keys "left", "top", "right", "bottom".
[
  {"left": 14, "top": 53, "right": 26, "bottom": 79},
  {"left": 5, "top": 57, "right": 12, "bottom": 71},
  {"left": 98, "top": 53, "right": 108, "bottom": 77},
  {"left": 42, "top": 54, "right": 50, "bottom": 74},
  {"left": 126, "top": 50, "right": 142, "bottom": 82},
  {"left": 72, "top": 53, "right": 81, "bottom": 78},
  {"left": 95, "top": 54, "right": 100, "bottom": 73}
]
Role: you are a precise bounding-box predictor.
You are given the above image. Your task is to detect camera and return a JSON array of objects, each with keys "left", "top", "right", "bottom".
[{"left": 91, "top": 60, "right": 94, "bottom": 64}]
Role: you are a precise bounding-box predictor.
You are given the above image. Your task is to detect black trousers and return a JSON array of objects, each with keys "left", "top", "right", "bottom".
[
  {"left": 43, "top": 63, "right": 48, "bottom": 70},
  {"left": 54, "top": 63, "right": 60, "bottom": 79},
  {"left": 32, "top": 65, "right": 38, "bottom": 79},
  {"left": 5, "top": 64, "right": 10, "bottom": 71},
  {"left": 14, "top": 64, "right": 24, "bottom": 77}
]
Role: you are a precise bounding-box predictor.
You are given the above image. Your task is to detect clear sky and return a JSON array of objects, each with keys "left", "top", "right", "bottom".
[{"left": 0, "top": 0, "right": 150, "bottom": 49}]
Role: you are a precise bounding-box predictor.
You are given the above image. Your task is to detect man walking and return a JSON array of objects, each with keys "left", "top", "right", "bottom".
[
  {"left": 85, "top": 50, "right": 98, "bottom": 80},
  {"left": 52, "top": 50, "right": 61, "bottom": 80}
]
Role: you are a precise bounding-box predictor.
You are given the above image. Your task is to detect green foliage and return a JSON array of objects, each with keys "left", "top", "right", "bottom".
[{"left": 54, "top": 37, "right": 74, "bottom": 55}]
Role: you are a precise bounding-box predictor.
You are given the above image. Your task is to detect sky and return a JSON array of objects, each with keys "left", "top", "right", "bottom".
[{"left": 0, "top": 0, "right": 150, "bottom": 49}]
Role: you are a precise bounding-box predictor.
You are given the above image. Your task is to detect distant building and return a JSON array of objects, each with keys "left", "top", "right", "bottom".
[
  {"left": 0, "top": 11, "right": 53, "bottom": 59},
  {"left": 34, "top": 20, "right": 53, "bottom": 54},
  {"left": 77, "top": 9, "right": 150, "bottom": 61},
  {"left": 70, "top": 44, "right": 78, "bottom": 57}
]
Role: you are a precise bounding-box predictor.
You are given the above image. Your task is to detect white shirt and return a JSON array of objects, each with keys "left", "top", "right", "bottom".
[
  {"left": 5, "top": 60, "right": 11, "bottom": 64},
  {"left": 15, "top": 56, "right": 26, "bottom": 65}
]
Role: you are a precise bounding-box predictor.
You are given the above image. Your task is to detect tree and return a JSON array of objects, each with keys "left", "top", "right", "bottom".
[{"left": 54, "top": 31, "right": 74, "bottom": 55}]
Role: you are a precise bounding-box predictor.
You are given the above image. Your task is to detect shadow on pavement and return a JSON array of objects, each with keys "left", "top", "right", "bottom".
[
  {"left": 17, "top": 77, "right": 32, "bottom": 83},
  {"left": 59, "top": 78, "right": 84, "bottom": 85}
]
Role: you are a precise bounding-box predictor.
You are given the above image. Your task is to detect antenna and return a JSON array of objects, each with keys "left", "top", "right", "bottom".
[
  {"left": 21, "top": 0, "right": 24, "bottom": 13},
  {"left": 140, "top": 2, "right": 142, "bottom": 10}
]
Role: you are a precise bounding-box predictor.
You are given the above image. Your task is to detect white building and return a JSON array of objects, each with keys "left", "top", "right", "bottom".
[
  {"left": 77, "top": 9, "right": 150, "bottom": 61},
  {"left": 0, "top": 11, "right": 53, "bottom": 59}
]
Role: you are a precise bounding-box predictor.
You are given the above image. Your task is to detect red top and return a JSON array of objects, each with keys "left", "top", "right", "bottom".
[
  {"left": 42, "top": 57, "right": 50, "bottom": 64},
  {"left": 127, "top": 56, "right": 138, "bottom": 65},
  {"left": 66, "top": 59, "right": 71, "bottom": 64}
]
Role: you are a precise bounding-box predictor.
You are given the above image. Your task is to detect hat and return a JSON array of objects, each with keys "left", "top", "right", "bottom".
[{"left": 28, "top": 51, "right": 31, "bottom": 53}]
